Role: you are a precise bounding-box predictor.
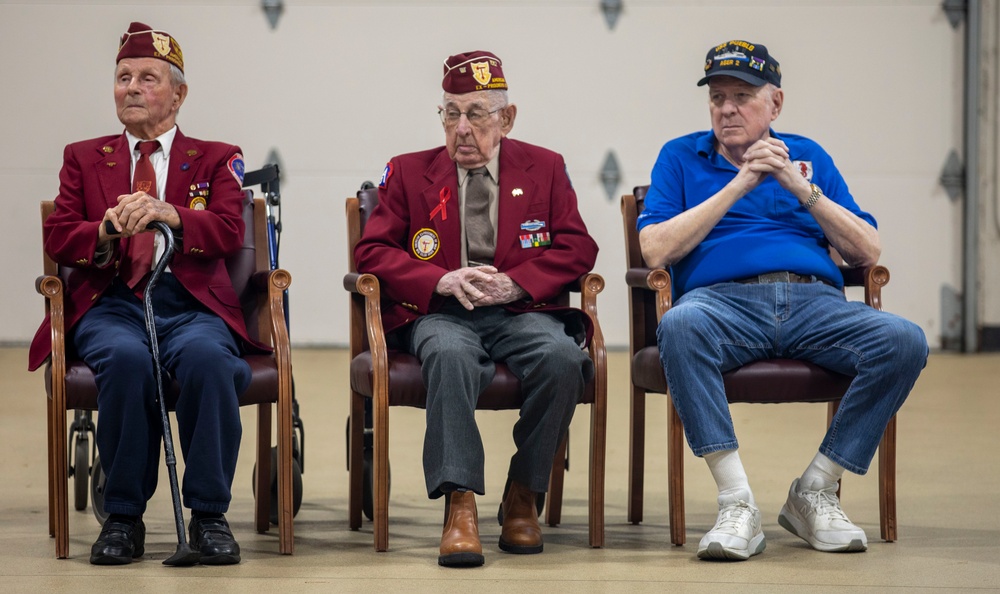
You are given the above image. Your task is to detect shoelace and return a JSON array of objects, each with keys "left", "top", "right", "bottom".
[
  {"left": 802, "top": 489, "right": 850, "bottom": 520},
  {"left": 717, "top": 500, "right": 757, "bottom": 530}
]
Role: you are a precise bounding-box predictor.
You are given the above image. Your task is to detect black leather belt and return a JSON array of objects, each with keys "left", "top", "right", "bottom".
[{"left": 735, "top": 271, "right": 830, "bottom": 285}]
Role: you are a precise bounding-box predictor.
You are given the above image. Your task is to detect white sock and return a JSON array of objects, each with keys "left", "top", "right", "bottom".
[
  {"left": 799, "top": 452, "right": 845, "bottom": 491},
  {"left": 704, "top": 449, "right": 755, "bottom": 506}
]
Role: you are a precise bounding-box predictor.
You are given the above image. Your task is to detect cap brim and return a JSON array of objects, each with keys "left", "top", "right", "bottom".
[{"left": 697, "top": 71, "right": 768, "bottom": 87}]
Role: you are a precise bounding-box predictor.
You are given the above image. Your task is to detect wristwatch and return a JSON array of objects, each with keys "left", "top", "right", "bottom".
[{"left": 804, "top": 183, "right": 823, "bottom": 210}]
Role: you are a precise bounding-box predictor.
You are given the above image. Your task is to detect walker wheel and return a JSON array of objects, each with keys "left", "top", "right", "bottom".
[
  {"left": 252, "top": 446, "right": 303, "bottom": 525},
  {"left": 72, "top": 433, "right": 90, "bottom": 511},
  {"left": 90, "top": 455, "right": 109, "bottom": 525}
]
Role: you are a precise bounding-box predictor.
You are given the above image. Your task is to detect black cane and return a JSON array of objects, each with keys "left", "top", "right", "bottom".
[{"left": 130, "top": 220, "right": 201, "bottom": 566}]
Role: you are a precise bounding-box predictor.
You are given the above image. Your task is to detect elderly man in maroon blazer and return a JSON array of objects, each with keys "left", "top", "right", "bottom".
[
  {"left": 29, "top": 22, "right": 260, "bottom": 566},
  {"left": 355, "top": 50, "right": 598, "bottom": 567}
]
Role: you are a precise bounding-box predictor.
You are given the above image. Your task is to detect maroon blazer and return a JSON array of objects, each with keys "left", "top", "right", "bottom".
[
  {"left": 354, "top": 137, "right": 598, "bottom": 340},
  {"left": 29, "top": 129, "right": 265, "bottom": 371}
]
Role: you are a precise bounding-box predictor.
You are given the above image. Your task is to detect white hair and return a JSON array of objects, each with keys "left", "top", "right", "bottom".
[{"left": 169, "top": 64, "right": 186, "bottom": 87}]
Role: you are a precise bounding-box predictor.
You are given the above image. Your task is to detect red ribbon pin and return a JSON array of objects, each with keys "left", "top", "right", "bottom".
[{"left": 430, "top": 187, "right": 451, "bottom": 221}]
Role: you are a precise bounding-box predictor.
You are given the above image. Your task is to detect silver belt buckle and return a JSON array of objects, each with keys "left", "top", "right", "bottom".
[{"left": 758, "top": 271, "right": 791, "bottom": 283}]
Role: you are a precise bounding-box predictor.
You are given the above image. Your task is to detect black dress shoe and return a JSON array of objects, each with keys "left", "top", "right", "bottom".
[
  {"left": 90, "top": 516, "right": 145, "bottom": 565},
  {"left": 189, "top": 514, "right": 241, "bottom": 565}
]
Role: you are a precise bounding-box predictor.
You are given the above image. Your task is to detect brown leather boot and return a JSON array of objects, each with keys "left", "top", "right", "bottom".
[
  {"left": 438, "top": 490, "right": 484, "bottom": 567},
  {"left": 499, "top": 481, "right": 543, "bottom": 554}
]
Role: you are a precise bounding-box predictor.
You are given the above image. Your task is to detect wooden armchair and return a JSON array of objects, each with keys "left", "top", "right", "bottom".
[
  {"left": 344, "top": 187, "right": 607, "bottom": 552},
  {"left": 621, "top": 186, "right": 897, "bottom": 546},
  {"left": 38, "top": 194, "right": 295, "bottom": 558}
]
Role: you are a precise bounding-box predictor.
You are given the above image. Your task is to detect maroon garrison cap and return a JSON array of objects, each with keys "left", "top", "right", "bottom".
[
  {"left": 442, "top": 50, "right": 507, "bottom": 94},
  {"left": 116, "top": 21, "right": 184, "bottom": 73}
]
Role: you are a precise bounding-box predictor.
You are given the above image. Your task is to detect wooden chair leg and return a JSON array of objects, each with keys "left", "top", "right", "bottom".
[
  {"left": 628, "top": 384, "right": 646, "bottom": 525},
  {"left": 373, "top": 392, "right": 389, "bottom": 552},
  {"left": 667, "top": 395, "right": 685, "bottom": 546},
  {"left": 275, "top": 368, "right": 295, "bottom": 555},
  {"left": 53, "top": 408, "right": 69, "bottom": 558},
  {"left": 879, "top": 415, "right": 897, "bottom": 542},
  {"left": 589, "top": 391, "right": 607, "bottom": 548},
  {"left": 348, "top": 391, "right": 365, "bottom": 531},
  {"left": 254, "top": 404, "right": 271, "bottom": 534},
  {"left": 545, "top": 436, "right": 567, "bottom": 527},
  {"left": 47, "top": 395, "right": 55, "bottom": 539}
]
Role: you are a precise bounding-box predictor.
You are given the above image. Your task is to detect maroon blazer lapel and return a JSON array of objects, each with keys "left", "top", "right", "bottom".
[
  {"left": 95, "top": 134, "right": 131, "bottom": 208},
  {"left": 166, "top": 130, "right": 203, "bottom": 210},
  {"left": 421, "top": 149, "right": 462, "bottom": 270},
  {"left": 495, "top": 138, "right": 538, "bottom": 268}
]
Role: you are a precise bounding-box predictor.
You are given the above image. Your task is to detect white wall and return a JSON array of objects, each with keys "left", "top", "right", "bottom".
[{"left": 0, "top": 1, "right": 968, "bottom": 349}]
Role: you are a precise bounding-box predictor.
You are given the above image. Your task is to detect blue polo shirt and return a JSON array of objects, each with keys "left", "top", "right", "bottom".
[{"left": 637, "top": 129, "right": 877, "bottom": 297}]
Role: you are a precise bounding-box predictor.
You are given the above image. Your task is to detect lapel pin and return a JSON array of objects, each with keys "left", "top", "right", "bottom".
[
  {"left": 102, "top": 146, "right": 114, "bottom": 153},
  {"left": 106, "top": 162, "right": 116, "bottom": 167},
  {"left": 181, "top": 163, "right": 190, "bottom": 171},
  {"left": 186, "top": 150, "right": 198, "bottom": 157},
  {"left": 512, "top": 188, "right": 523, "bottom": 197}
]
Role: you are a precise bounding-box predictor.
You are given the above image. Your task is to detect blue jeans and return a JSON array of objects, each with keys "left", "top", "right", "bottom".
[{"left": 656, "top": 281, "right": 927, "bottom": 475}]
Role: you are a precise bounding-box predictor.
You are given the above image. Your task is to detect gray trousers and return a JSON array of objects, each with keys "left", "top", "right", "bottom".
[{"left": 407, "top": 302, "right": 593, "bottom": 499}]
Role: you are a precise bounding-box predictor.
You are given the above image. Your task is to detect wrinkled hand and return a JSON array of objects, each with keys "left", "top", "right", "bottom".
[
  {"left": 435, "top": 266, "right": 498, "bottom": 310},
  {"left": 470, "top": 272, "right": 527, "bottom": 307},
  {"left": 101, "top": 191, "right": 181, "bottom": 242},
  {"left": 742, "top": 137, "right": 810, "bottom": 196}
]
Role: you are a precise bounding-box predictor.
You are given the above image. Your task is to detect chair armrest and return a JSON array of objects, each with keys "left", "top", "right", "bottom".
[
  {"left": 580, "top": 273, "right": 607, "bottom": 412},
  {"left": 344, "top": 272, "right": 387, "bottom": 358},
  {"left": 249, "top": 269, "right": 285, "bottom": 292},
  {"left": 343, "top": 272, "right": 362, "bottom": 294},
  {"left": 580, "top": 272, "right": 605, "bottom": 332},
  {"left": 838, "top": 264, "right": 890, "bottom": 311},
  {"left": 36, "top": 274, "right": 66, "bottom": 396},
  {"left": 625, "top": 267, "right": 673, "bottom": 320},
  {"left": 249, "top": 268, "right": 291, "bottom": 348},
  {"left": 625, "top": 267, "right": 671, "bottom": 291},
  {"left": 36, "top": 274, "right": 64, "bottom": 300},
  {"left": 578, "top": 273, "right": 605, "bottom": 321}
]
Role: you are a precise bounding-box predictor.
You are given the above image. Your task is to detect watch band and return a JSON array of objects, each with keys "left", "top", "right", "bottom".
[{"left": 804, "top": 183, "right": 822, "bottom": 210}]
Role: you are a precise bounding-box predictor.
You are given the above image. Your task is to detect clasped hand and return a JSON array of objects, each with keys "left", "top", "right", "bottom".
[
  {"left": 734, "top": 137, "right": 811, "bottom": 198},
  {"left": 99, "top": 191, "right": 180, "bottom": 243},
  {"left": 435, "top": 266, "right": 527, "bottom": 310}
]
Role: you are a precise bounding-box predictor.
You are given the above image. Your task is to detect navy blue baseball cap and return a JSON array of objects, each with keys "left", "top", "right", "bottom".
[{"left": 697, "top": 40, "right": 781, "bottom": 88}]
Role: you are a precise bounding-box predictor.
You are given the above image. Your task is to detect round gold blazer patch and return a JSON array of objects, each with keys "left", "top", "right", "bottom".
[{"left": 412, "top": 228, "right": 440, "bottom": 260}]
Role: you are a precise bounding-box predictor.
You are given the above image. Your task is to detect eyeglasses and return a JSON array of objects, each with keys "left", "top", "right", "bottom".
[{"left": 438, "top": 107, "right": 503, "bottom": 127}]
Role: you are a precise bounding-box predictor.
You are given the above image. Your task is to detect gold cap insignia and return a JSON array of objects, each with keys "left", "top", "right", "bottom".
[
  {"left": 151, "top": 32, "right": 171, "bottom": 57},
  {"left": 471, "top": 61, "right": 492, "bottom": 86}
]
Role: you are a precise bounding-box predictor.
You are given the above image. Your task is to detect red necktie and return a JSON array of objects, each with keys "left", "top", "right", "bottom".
[{"left": 124, "top": 140, "right": 159, "bottom": 289}]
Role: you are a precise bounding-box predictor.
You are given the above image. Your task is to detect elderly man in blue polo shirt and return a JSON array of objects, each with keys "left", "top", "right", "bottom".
[{"left": 638, "top": 39, "right": 927, "bottom": 561}]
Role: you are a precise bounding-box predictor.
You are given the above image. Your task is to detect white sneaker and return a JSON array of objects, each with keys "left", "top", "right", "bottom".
[
  {"left": 697, "top": 495, "right": 765, "bottom": 560},
  {"left": 778, "top": 478, "right": 868, "bottom": 552}
]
